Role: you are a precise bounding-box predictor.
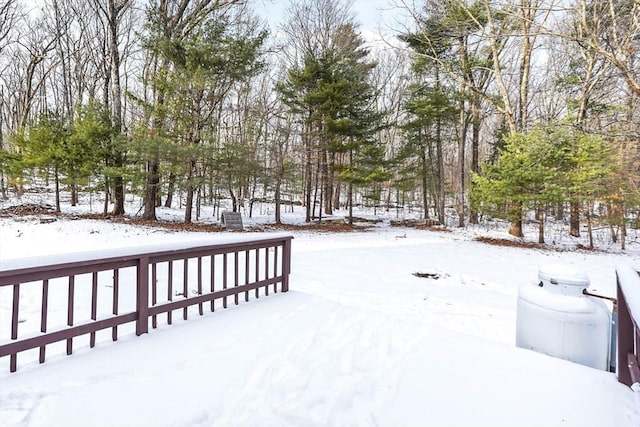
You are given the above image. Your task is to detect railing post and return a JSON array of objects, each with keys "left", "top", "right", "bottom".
[
  {"left": 282, "top": 238, "right": 291, "bottom": 293},
  {"left": 10, "top": 284, "right": 20, "bottom": 372},
  {"left": 136, "top": 257, "right": 150, "bottom": 336},
  {"left": 617, "top": 274, "right": 633, "bottom": 386}
]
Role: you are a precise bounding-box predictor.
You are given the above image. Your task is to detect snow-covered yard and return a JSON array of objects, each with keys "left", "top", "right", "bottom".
[{"left": 0, "top": 203, "right": 639, "bottom": 426}]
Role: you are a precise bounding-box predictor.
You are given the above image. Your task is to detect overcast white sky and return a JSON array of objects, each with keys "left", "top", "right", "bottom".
[
  {"left": 22, "top": 0, "right": 411, "bottom": 45},
  {"left": 253, "top": 0, "right": 411, "bottom": 45}
]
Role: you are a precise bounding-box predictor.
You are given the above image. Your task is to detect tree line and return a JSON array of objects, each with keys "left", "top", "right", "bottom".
[{"left": 0, "top": 0, "right": 638, "bottom": 248}]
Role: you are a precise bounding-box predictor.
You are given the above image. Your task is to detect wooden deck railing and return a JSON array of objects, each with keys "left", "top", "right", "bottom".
[
  {"left": 0, "top": 234, "right": 293, "bottom": 372},
  {"left": 616, "top": 264, "right": 640, "bottom": 389}
]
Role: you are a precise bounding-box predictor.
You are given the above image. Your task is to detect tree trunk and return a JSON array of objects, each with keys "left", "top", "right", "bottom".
[
  {"left": 107, "top": 0, "right": 128, "bottom": 216},
  {"left": 457, "top": 99, "right": 467, "bottom": 228},
  {"left": 196, "top": 188, "right": 201, "bottom": 221},
  {"left": 509, "top": 201, "right": 524, "bottom": 238},
  {"left": 570, "top": 201, "right": 580, "bottom": 237},
  {"left": 111, "top": 173, "right": 125, "bottom": 215},
  {"left": 17, "top": 47, "right": 52, "bottom": 130},
  {"left": 184, "top": 161, "right": 196, "bottom": 224},
  {"left": 274, "top": 176, "right": 282, "bottom": 224},
  {"left": 143, "top": 158, "right": 159, "bottom": 220},
  {"left": 586, "top": 202, "right": 593, "bottom": 249},
  {"left": 54, "top": 166, "right": 61, "bottom": 213},
  {"left": 420, "top": 144, "right": 430, "bottom": 220},
  {"left": 436, "top": 116, "right": 445, "bottom": 225},
  {"left": 621, "top": 204, "right": 626, "bottom": 251},
  {"left": 228, "top": 186, "right": 236, "bottom": 212},
  {"left": 304, "top": 124, "right": 312, "bottom": 223},
  {"left": 0, "top": 91, "right": 6, "bottom": 200},
  {"left": 314, "top": 153, "right": 322, "bottom": 222},
  {"left": 185, "top": 187, "right": 194, "bottom": 223},
  {"left": 435, "top": 67, "right": 445, "bottom": 225},
  {"left": 333, "top": 181, "right": 341, "bottom": 211},
  {"left": 323, "top": 151, "right": 333, "bottom": 215},
  {"left": 71, "top": 182, "right": 78, "bottom": 206},
  {"left": 249, "top": 175, "right": 257, "bottom": 218},
  {"left": 348, "top": 150, "right": 354, "bottom": 224},
  {"left": 103, "top": 177, "right": 109, "bottom": 215},
  {"left": 469, "top": 101, "right": 481, "bottom": 224},
  {"left": 348, "top": 182, "right": 353, "bottom": 225},
  {"left": 537, "top": 207, "right": 544, "bottom": 244},
  {"left": 556, "top": 202, "right": 564, "bottom": 221},
  {"left": 165, "top": 171, "right": 175, "bottom": 208},
  {"left": 457, "top": 34, "right": 470, "bottom": 228},
  {"left": 518, "top": 0, "right": 533, "bottom": 132},
  {"left": 509, "top": 219, "right": 524, "bottom": 238}
]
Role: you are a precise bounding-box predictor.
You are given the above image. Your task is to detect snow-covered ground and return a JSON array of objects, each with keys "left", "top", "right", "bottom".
[{"left": 0, "top": 196, "right": 639, "bottom": 426}]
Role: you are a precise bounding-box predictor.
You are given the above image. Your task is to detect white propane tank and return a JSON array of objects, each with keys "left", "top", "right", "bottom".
[{"left": 516, "top": 264, "right": 611, "bottom": 370}]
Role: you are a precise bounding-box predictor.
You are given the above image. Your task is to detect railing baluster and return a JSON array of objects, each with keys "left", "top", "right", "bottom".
[
  {"left": 168, "top": 261, "right": 173, "bottom": 325},
  {"left": 274, "top": 245, "right": 279, "bottom": 293},
  {"left": 40, "top": 279, "right": 49, "bottom": 363},
  {"left": 112, "top": 269, "right": 119, "bottom": 341},
  {"left": 10, "top": 283, "right": 20, "bottom": 372},
  {"left": 234, "top": 251, "right": 239, "bottom": 306},
  {"left": 67, "top": 276, "right": 75, "bottom": 355},
  {"left": 223, "top": 253, "right": 228, "bottom": 308},
  {"left": 152, "top": 263, "right": 158, "bottom": 329},
  {"left": 90, "top": 272, "right": 98, "bottom": 348},
  {"left": 245, "top": 250, "right": 250, "bottom": 302},
  {"left": 183, "top": 258, "right": 189, "bottom": 320},
  {"left": 265, "top": 247, "right": 269, "bottom": 296},
  {"left": 255, "top": 248, "right": 260, "bottom": 299},
  {"left": 198, "top": 257, "right": 203, "bottom": 315},
  {"left": 210, "top": 255, "right": 215, "bottom": 312}
]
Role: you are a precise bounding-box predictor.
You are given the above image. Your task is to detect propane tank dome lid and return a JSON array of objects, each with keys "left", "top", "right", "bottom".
[{"left": 538, "top": 264, "right": 590, "bottom": 287}]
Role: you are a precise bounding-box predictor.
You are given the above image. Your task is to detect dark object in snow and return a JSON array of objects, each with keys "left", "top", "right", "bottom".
[
  {"left": 413, "top": 272, "right": 441, "bottom": 280},
  {"left": 221, "top": 211, "right": 244, "bottom": 231}
]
